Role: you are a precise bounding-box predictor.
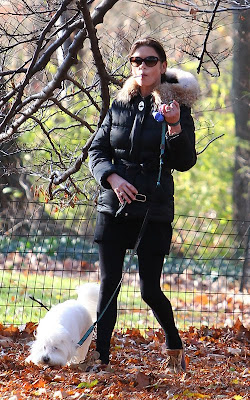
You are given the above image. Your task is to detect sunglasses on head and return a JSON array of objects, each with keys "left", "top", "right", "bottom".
[{"left": 130, "top": 56, "right": 160, "bottom": 67}]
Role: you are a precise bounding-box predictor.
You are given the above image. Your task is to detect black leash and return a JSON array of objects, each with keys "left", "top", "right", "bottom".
[{"left": 77, "top": 120, "right": 167, "bottom": 347}]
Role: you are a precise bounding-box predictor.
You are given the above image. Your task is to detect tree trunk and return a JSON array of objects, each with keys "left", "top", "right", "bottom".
[
  {"left": 232, "top": 9, "right": 250, "bottom": 290},
  {"left": 0, "top": 140, "right": 31, "bottom": 228}
]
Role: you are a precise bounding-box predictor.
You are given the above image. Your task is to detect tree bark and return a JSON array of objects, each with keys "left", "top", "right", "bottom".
[{"left": 232, "top": 9, "right": 250, "bottom": 290}]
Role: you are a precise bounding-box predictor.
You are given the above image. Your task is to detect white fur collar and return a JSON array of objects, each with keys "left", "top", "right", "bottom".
[{"left": 116, "top": 68, "right": 200, "bottom": 107}]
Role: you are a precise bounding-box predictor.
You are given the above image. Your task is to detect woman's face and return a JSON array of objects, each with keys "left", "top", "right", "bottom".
[{"left": 130, "top": 45, "right": 167, "bottom": 97}]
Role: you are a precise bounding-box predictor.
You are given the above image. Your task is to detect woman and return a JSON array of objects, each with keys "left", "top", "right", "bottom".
[{"left": 88, "top": 37, "right": 199, "bottom": 372}]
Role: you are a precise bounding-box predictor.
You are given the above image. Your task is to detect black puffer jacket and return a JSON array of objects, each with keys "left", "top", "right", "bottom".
[{"left": 88, "top": 68, "right": 199, "bottom": 222}]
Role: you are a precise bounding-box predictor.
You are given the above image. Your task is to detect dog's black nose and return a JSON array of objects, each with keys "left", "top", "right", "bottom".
[{"left": 42, "top": 356, "right": 50, "bottom": 364}]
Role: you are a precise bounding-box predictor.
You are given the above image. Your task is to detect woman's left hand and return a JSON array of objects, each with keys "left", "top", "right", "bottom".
[
  {"left": 161, "top": 100, "right": 181, "bottom": 135},
  {"left": 161, "top": 100, "right": 180, "bottom": 125}
]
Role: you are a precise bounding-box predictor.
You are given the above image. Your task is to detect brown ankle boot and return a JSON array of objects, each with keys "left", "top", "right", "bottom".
[{"left": 164, "top": 349, "right": 186, "bottom": 373}]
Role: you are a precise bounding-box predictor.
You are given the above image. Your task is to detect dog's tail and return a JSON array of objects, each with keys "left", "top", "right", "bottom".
[{"left": 76, "top": 282, "right": 100, "bottom": 322}]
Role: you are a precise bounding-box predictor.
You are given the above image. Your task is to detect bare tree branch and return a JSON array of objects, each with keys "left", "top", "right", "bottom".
[
  {"left": 196, "top": 134, "right": 225, "bottom": 155},
  {"left": 142, "top": 0, "right": 250, "bottom": 13},
  {"left": 197, "top": 0, "right": 222, "bottom": 75},
  {"left": 0, "top": 0, "right": 120, "bottom": 142},
  {"left": 78, "top": 0, "right": 112, "bottom": 126},
  {"left": 0, "top": 24, "right": 86, "bottom": 141},
  {"left": 0, "top": 0, "right": 76, "bottom": 130}
]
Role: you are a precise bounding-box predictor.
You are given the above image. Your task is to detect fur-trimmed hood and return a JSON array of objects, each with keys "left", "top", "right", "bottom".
[{"left": 116, "top": 68, "right": 200, "bottom": 108}]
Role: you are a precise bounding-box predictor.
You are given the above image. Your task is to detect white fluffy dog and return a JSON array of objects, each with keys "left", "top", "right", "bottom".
[{"left": 25, "top": 283, "right": 100, "bottom": 367}]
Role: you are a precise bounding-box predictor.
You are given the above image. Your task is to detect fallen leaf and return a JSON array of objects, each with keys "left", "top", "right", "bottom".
[
  {"left": 53, "top": 391, "right": 63, "bottom": 399},
  {"left": 0, "top": 335, "right": 13, "bottom": 347},
  {"left": 136, "top": 371, "right": 151, "bottom": 389},
  {"left": 182, "top": 389, "right": 208, "bottom": 398},
  {"left": 77, "top": 379, "right": 98, "bottom": 389},
  {"left": 33, "top": 387, "right": 47, "bottom": 396}
]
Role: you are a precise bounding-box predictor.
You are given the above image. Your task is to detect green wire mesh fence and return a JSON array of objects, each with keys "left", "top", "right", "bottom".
[{"left": 0, "top": 201, "right": 249, "bottom": 331}]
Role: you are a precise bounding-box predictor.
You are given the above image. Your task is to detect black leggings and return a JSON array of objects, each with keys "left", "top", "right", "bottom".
[{"left": 96, "top": 239, "right": 182, "bottom": 364}]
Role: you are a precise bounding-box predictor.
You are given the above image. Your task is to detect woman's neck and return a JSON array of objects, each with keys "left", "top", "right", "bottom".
[
  {"left": 139, "top": 88, "right": 153, "bottom": 98},
  {"left": 139, "top": 80, "right": 161, "bottom": 98}
]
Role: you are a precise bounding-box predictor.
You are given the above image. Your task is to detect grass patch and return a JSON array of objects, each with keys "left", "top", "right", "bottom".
[
  {"left": 0, "top": 270, "right": 79, "bottom": 325},
  {"left": 1, "top": 270, "right": 159, "bottom": 329},
  {"left": 1, "top": 270, "right": 229, "bottom": 331}
]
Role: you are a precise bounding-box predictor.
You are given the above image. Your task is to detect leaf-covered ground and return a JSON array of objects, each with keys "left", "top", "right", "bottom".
[{"left": 0, "top": 320, "right": 249, "bottom": 400}]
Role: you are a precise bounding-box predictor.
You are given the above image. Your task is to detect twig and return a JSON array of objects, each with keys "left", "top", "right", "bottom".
[
  {"left": 50, "top": 97, "right": 94, "bottom": 130},
  {"left": 197, "top": 0, "right": 221, "bottom": 75},
  {"left": 2, "top": 219, "right": 30, "bottom": 235},
  {"left": 29, "top": 296, "right": 50, "bottom": 311},
  {"left": 197, "top": 134, "right": 224, "bottom": 155}
]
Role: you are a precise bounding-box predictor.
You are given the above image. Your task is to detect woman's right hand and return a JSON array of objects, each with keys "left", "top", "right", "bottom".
[{"left": 107, "top": 173, "right": 138, "bottom": 204}]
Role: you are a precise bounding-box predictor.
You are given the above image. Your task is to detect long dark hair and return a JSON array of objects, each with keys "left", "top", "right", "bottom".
[{"left": 129, "top": 37, "right": 167, "bottom": 82}]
